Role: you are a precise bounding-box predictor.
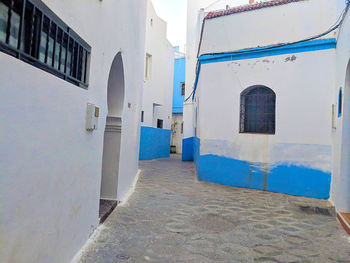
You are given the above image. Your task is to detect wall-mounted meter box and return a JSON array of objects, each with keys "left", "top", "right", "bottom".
[{"left": 86, "top": 103, "right": 99, "bottom": 131}]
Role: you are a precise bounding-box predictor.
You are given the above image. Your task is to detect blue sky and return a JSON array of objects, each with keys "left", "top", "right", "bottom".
[{"left": 152, "top": 0, "right": 187, "bottom": 51}]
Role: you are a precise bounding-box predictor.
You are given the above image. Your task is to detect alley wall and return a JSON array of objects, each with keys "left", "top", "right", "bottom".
[{"left": 0, "top": 0, "right": 147, "bottom": 262}]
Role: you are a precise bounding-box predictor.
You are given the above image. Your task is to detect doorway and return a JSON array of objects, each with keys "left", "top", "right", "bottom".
[{"left": 99, "top": 52, "right": 125, "bottom": 222}]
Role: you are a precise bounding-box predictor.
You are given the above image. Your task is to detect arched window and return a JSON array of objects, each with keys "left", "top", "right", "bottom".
[
  {"left": 240, "top": 86, "right": 276, "bottom": 134},
  {"left": 339, "top": 87, "right": 343, "bottom": 117}
]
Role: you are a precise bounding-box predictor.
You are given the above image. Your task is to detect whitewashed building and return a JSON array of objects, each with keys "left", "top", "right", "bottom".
[
  {"left": 0, "top": 0, "right": 147, "bottom": 262},
  {"left": 184, "top": 0, "right": 350, "bottom": 229},
  {"left": 139, "top": 0, "right": 174, "bottom": 160}
]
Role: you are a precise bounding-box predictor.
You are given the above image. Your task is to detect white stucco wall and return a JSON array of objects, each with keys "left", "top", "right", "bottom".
[
  {"left": 185, "top": 0, "right": 350, "bottom": 200},
  {"left": 185, "top": 0, "right": 251, "bottom": 142},
  {"left": 200, "top": 0, "right": 339, "bottom": 55},
  {"left": 184, "top": 0, "right": 211, "bottom": 141},
  {"left": 331, "top": 1, "right": 350, "bottom": 212},
  {"left": 196, "top": 50, "right": 335, "bottom": 173},
  {"left": 142, "top": 0, "right": 174, "bottom": 130},
  {"left": 0, "top": 0, "right": 147, "bottom": 262}
]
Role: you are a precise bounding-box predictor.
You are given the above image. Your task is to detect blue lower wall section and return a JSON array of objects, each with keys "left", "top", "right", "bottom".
[
  {"left": 197, "top": 154, "right": 331, "bottom": 199},
  {"left": 182, "top": 137, "right": 194, "bottom": 161},
  {"left": 193, "top": 137, "right": 200, "bottom": 165},
  {"left": 139, "top": 126, "right": 171, "bottom": 161},
  {"left": 183, "top": 136, "right": 331, "bottom": 199}
]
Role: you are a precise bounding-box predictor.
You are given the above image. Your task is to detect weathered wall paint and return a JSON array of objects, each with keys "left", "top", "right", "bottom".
[
  {"left": 193, "top": 38, "right": 336, "bottom": 99},
  {"left": 139, "top": 127, "right": 171, "bottom": 160},
  {"left": 197, "top": 154, "right": 331, "bottom": 199},
  {"left": 190, "top": 0, "right": 337, "bottom": 199}
]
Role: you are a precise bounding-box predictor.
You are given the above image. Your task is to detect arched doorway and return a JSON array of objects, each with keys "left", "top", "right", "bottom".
[{"left": 99, "top": 52, "right": 125, "bottom": 220}]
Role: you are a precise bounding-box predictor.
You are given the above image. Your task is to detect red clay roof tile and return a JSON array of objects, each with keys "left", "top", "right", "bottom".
[{"left": 206, "top": 0, "right": 304, "bottom": 20}]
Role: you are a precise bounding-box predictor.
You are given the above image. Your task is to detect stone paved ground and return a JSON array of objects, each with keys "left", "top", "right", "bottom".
[{"left": 79, "top": 156, "right": 350, "bottom": 263}]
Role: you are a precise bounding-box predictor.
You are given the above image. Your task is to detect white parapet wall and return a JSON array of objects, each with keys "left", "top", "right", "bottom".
[{"left": 0, "top": 0, "right": 147, "bottom": 262}]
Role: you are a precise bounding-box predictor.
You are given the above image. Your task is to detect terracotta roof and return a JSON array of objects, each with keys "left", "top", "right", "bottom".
[{"left": 206, "top": 0, "right": 305, "bottom": 20}]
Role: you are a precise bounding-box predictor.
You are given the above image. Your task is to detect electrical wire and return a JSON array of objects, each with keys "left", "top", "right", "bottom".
[
  {"left": 184, "top": 90, "right": 194, "bottom": 102},
  {"left": 189, "top": 2, "right": 350, "bottom": 101},
  {"left": 201, "top": 3, "right": 349, "bottom": 57}
]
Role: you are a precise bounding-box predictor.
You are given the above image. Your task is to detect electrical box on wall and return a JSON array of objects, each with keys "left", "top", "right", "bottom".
[{"left": 86, "top": 103, "right": 99, "bottom": 131}]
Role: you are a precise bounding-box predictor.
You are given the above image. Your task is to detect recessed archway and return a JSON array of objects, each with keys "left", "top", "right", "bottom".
[{"left": 99, "top": 52, "right": 125, "bottom": 220}]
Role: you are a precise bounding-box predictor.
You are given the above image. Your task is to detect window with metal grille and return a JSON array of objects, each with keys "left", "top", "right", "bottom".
[
  {"left": 0, "top": 0, "right": 91, "bottom": 88},
  {"left": 240, "top": 86, "right": 276, "bottom": 134}
]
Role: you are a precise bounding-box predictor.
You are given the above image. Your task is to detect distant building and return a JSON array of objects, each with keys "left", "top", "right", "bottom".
[
  {"left": 0, "top": 0, "right": 147, "bottom": 262},
  {"left": 171, "top": 47, "right": 186, "bottom": 154},
  {"left": 139, "top": 0, "right": 174, "bottom": 160},
  {"left": 184, "top": 0, "right": 350, "bottom": 230}
]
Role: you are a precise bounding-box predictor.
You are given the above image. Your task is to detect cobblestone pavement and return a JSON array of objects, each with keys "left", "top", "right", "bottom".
[{"left": 79, "top": 156, "right": 350, "bottom": 263}]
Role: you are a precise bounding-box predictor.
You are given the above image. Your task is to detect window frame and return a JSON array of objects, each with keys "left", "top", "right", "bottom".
[
  {"left": 0, "top": 0, "right": 91, "bottom": 89},
  {"left": 181, "top": 82, "right": 185, "bottom": 96},
  {"left": 157, "top": 119, "right": 163, "bottom": 129},
  {"left": 338, "top": 87, "right": 343, "bottom": 118},
  {"left": 239, "top": 85, "right": 276, "bottom": 135},
  {"left": 145, "top": 53, "right": 152, "bottom": 80}
]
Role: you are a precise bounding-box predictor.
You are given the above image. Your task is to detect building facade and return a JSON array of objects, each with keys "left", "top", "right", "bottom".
[
  {"left": 171, "top": 48, "right": 186, "bottom": 154},
  {"left": 332, "top": 0, "right": 350, "bottom": 231},
  {"left": 0, "top": 0, "right": 147, "bottom": 262},
  {"left": 184, "top": 0, "right": 350, "bottom": 220},
  {"left": 139, "top": 0, "right": 174, "bottom": 161},
  {"left": 183, "top": 0, "right": 236, "bottom": 161}
]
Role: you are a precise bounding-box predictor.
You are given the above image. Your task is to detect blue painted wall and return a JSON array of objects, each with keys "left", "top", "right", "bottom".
[
  {"left": 172, "top": 57, "right": 186, "bottom": 114},
  {"left": 139, "top": 127, "right": 171, "bottom": 160},
  {"left": 193, "top": 138, "right": 331, "bottom": 199},
  {"left": 182, "top": 137, "right": 194, "bottom": 161}
]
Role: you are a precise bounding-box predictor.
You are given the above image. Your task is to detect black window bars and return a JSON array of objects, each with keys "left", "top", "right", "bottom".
[
  {"left": 0, "top": 0, "right": 91, "bottom": 88},
  {"left": 240, "top": 85, "right": 276, "bottom": 135}
]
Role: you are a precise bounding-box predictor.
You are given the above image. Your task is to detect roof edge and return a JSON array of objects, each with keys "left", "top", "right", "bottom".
[{"left": 206, "top": 0, "right": 307, "bottom": 20}]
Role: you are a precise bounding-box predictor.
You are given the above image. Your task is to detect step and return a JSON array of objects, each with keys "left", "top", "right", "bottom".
[{"left": 337, "top": 212, "right": 350, "bottom": 235}]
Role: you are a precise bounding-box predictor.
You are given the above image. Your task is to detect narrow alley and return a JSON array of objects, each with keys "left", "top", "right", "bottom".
[{"left": 78, "top": 156, "right": 350, "bottom": 263}]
